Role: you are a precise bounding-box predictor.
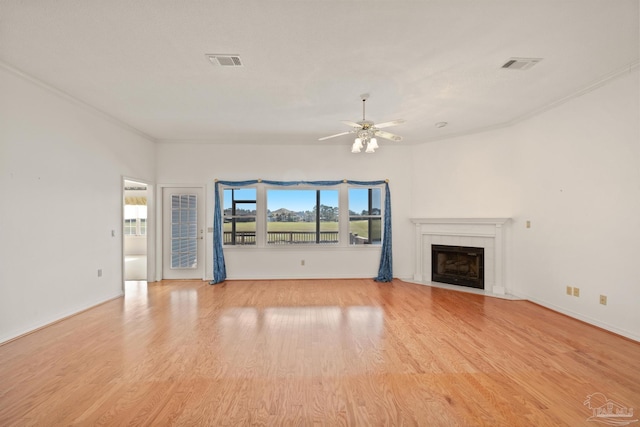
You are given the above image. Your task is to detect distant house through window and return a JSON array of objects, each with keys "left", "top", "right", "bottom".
[{"left": 267, "top": 189, "right": 339, "bottom": 244}]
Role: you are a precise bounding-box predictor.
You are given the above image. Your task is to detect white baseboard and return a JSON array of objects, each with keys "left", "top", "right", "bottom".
[
  {"left": 0, "top": 292, "right": 124, "bottom": 345},
  {"left": 520, "top": 294, "right": 640, "bottom": 343},
  {"left": 400, "top": 278, "right": 524, "bottom": 300},
  {"left": 399, "top": 279, "right": 639, "bottom": 342}
]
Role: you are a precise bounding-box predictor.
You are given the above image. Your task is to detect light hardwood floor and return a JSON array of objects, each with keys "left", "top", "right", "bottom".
[{"left": 1, "top": 279, "right": 639, "bottom": 426}]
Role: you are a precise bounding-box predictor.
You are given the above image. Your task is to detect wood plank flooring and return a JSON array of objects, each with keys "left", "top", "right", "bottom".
[{"left": 1, "top": 279, "right": 639, "bottom": 426}]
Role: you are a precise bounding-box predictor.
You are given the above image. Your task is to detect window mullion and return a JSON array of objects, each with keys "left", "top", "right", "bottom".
[
  {"left": 222, "top": 186, "right": 257, "bottom": 246},
  {"left": 339, "top": 186, "right": 349, "bottom": 247},
  {"left": 315, "top": 190, "right": 320, "bottom": 244},
  {"left": 231, "top": 191, "right": 237, "bottom": 245},
  {"left": 368, "top": 188, "right": 373, "bottom": 244},
  {"left": 256, "top": 185, "right": 266, "bottom": 247}
]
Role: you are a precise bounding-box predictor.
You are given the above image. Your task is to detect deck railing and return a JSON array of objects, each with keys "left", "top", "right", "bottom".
[
  {"left": 224, "top": 232, "right": 257, "bottom": 245},
  {"left": 224, "top": 231, "right": 340, "bottom": 245}
]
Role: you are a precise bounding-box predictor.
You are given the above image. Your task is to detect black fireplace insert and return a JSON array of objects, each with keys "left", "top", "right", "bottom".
[{"left": 431, "top": 245, "right": 484, "bottom": 289}]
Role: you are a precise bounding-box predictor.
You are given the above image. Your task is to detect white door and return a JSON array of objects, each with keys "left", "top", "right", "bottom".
[{"left": 162, "top": 187, "right": 205, "bottom": 279}]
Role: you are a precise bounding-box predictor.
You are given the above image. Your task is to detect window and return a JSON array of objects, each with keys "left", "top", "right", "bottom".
[
  {"left": 124, "top": 218, "right": 136, "bottom": 235},
  {"left": 124, "top": 205, "right": 147, "bottom": 236},
  {"left": 219, "top": 183, "right": 384, "bottom": 248},
  {"left": 348, "top": 188, "right": 382, "bottom": 245},
  {"left": 223, "top": 188, "right": 256, "bottom": 245},
  {"left": 267, "top": 189, "right": 339, "bottom": 244}
]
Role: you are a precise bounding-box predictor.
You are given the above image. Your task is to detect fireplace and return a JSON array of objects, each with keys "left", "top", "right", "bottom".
[
  {"left": 431, "top": 245, "right": 484, "bottom": 289},
  {"left": 411, "top": 218, "right": 511, "bottom": 295}
]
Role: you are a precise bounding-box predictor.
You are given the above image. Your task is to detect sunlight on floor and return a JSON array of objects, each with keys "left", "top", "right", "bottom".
[{"left": 124, "top": 255, "right": 146, "bottom": 280}]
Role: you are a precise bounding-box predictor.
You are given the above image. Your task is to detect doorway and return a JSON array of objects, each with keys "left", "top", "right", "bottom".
[
  {"left": 123, "top": 180, "right": 149, "bottom": 281},
  {"left": 162, "top": 187, "right": 205, "bottom": 280}
]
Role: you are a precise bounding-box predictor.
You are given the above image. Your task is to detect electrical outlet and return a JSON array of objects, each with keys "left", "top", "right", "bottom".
[
  {"left": 97, "top": 269, "right": 103, "bottom": 277},
  {"left": 566, "top": 286, "right": 572, "bottom": 295},
  {"left": 600, "top": 295, "right": 607, "bottom": 305},
  {"left": 301, "top": 259, "right": 305, "bottom": 266},
  {"left": 573, "top": 287, "right": 580, "bottom": 297}
]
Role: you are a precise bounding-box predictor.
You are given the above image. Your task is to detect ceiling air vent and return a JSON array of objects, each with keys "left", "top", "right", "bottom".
[
  {"left": 501, "top": 57, "right": 542, "bottom": 70},
  {"left": 206, "top": 54, "right": 243, "bottom": 67}
]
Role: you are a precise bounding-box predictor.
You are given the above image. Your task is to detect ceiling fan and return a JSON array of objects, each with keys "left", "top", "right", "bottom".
[{"left": 319, "top": 94, "right": 405, "bottom": 153}]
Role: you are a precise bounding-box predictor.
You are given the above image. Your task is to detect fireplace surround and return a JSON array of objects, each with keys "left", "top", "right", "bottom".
[{"left": 410, "top": 218, "right": 511, "bottom": 295}]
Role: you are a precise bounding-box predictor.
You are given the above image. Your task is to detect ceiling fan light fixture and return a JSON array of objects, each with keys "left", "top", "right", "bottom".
[
  {"left": 320, "top": 94, "right": 405, "bottom": 153},
  {"left": 365, "top": 140, "right": 376, "bottom": 153}
]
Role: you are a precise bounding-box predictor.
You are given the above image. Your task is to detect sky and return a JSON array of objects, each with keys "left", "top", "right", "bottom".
[{"left": 267, "top": 190, "right": 337, "bottom": 212}]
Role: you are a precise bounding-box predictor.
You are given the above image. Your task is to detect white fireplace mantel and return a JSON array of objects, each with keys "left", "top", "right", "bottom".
[{"left": 410, "top": 218, "right": 511, "bottom": 295}]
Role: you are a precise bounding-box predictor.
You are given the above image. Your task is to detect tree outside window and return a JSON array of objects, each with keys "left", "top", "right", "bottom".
[
  {"left": 223, "top": 188, "right": 257, "bottom": 245},
  {"left": 348, "top": 188, "right": 382, "bottom": 245},
  {"left": 267, "top": 189, "right": 339, "bottom": 244}
]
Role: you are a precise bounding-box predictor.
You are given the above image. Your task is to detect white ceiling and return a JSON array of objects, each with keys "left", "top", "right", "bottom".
[{"left": 1, "top": 1, "right": 638, "bottom": 146}]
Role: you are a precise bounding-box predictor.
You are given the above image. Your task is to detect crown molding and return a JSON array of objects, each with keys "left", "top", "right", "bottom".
[
  {"left": 0, "top": 60, "right": 157, "bottom": 143},
  {"left": 420, "top": 59, "right": 640, "bottom": 145}
]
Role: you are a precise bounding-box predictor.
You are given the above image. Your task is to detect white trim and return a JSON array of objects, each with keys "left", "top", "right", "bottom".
[
  {"left": 523, "top": 295, "right": 640, "bottom": 343},
  {"left": 408, "top": 60, "right": 640, "bottom": 145},
  {"left": 0, "top": 292, "right": 123, "bottom": 345},
  {"left": 122, "top": 176, "right": 155, "bottom": 284},
  {"left": 0, "top": 60, "right": 156, "bottom": 142},
  {"left": 156, "top": 184, "right": 207, "bottom": 281},
  {"left": 411, "top": 218, "right": 511, "bottom": 295},
  {"left": 401, "top": 278, "right": 523, "bottom": 301},
  {"left": 155, "top": 61, "right": 639, "bottom": 146}
]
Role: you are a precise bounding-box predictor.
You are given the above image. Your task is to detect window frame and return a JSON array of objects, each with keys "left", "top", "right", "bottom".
[
  {"left": 222, "top": 187, "right": 257, "bottom": 246},
  {"left": 123, "top": 205, "right": 147, "bottom": 236},
  {"left": 348, "top": 187, "right": 383, "bottom": 245}
]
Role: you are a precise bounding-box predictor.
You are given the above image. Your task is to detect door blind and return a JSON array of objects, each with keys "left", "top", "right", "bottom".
[{"left": 171, "top": 194, "right": 198, "bottom": 269}]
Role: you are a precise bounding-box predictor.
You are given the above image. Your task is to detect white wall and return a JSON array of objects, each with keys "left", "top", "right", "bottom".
[
  {"left": 0, "top": 66, "right": 156, "bottom": 343},
  {"left": 124, "top": 236, "right": 147, "bottom": 256},
  {"left": 156, "top": 142, "right": 414, "bottom": 281},
  {"left": 2, "top": 61, "right": 636, "bottom": 344},
  {"left": 410, "top": 68, "right": 640, "bottom": 340}
]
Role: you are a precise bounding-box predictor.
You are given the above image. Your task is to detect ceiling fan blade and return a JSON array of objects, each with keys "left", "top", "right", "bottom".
[
  {"left": 374, "top": 119, "right": 405, "bottom": 129},
  {"left": 318, "top": 131, "right": 353, "bottom": 141},
  {"left": 375, "top": 130, "right": 403, "bottom": 142},
  {"left": 340, "top": 120, "right": 363, "bottom": 128}
]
